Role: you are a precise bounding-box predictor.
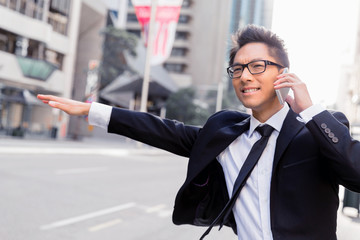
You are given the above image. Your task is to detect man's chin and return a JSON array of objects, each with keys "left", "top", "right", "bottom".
[{"left": 240, "top": 101, "right": 257, "bottom": 110}]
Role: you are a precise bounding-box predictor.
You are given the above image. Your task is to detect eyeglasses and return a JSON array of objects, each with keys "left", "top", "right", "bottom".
[{"left": 227, "top": 60, "right": 284, "bottom": 78}]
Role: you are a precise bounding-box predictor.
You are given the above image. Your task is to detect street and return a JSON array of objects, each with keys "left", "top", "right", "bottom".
[
  {"left": 0, "top": 138, "right": 235, "bottom": 240},
  {"left": 0, "top": 137, "right": 359, "bottom": 240}
]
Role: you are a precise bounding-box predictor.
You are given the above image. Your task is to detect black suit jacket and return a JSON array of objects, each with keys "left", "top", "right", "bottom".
[{"left": 107, "top": 107, "right": 360, "bottom": 240}]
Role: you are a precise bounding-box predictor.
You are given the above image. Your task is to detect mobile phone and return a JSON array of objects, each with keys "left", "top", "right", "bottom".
[{"left": 275, "top": 68, "right": 289, "bottom": 105}]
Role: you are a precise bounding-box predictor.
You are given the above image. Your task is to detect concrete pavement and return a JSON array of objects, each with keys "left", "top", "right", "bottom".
[{"left": 1, "top": 136, "right": 360, "bottom": 239}]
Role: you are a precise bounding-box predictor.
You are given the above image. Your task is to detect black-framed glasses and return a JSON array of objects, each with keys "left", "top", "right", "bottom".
[{"left": 227, "top": 60, "right": 284, "bottom": 78}]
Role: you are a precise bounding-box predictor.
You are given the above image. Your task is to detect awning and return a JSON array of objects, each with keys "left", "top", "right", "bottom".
[
  {"left": 16, "top": 56, "right": 57, "bottom": 81},
  {"left": 23, "top": 89, "right": 43, "bottom": 105},
  {"left": 0, "top": 88, "right": 43, "bottom": 105},
  {"left": 100, "top": 43, "right": 178, "bottom": 107},
  {"left": 124, "top": 43, "right": 178, "bottom": 93}
]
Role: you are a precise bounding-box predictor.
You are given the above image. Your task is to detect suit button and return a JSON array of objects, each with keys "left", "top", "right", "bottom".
[
  {"left": 321, "top": 123, "right": 327, "bottom": 129},
  {"left": 328, "top": 132, "right": 335, "bottom": 138},
  {"left": 332, "top": 137, "right": 339, "bottom": 143},
  {"left": 325, "top": 128, "right": 331, "bottom": 134}
]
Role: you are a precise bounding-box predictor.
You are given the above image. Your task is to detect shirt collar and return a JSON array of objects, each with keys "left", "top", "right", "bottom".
[{"left": 249, "top": 104, "right": 290, "bottom": 136}]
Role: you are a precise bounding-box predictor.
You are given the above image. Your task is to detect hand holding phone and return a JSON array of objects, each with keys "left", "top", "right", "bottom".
[{"left": 275, "top": 68, "right": 289, "bottom": 105}]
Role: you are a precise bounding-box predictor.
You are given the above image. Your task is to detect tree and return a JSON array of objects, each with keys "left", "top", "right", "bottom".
[
  {"left": 99, "top": 26, "right": 138, "bottom": 89},
  {"left": 221, "top": 88, "right": 246, "bottom": 112},
  {"left": 166, "top": 86, "right": 246, "bottom": 126},
  {"left": 166, "top": 87, "right": 209, "bottom": 126},
  {"left": 206, "top": 87, "right": 246, "bottom": 113}
]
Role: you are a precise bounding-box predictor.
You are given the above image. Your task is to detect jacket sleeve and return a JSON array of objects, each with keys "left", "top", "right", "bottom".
[
  {"left": 107, "top": 107, "right": 201, "bottom": 157},
  {"left": 306, "top": 110, "right": 360, "bottom": 192}
]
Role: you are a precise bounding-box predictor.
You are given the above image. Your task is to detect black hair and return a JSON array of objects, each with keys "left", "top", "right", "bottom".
[{"left": 229, "top": 25, "right": 290, "bottom": 68}]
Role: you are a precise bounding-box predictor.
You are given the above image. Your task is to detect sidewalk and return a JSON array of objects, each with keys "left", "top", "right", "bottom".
[
  {"left": 0, "top": 136, "right": 169, "bottom": 157},
  {"left": 337, "top": 188, "right": 360, "bottom": 240}
]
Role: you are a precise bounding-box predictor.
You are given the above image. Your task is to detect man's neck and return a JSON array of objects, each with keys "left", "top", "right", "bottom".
[{"left": 252, "top": 103, "right": 285, "bottom": 123}]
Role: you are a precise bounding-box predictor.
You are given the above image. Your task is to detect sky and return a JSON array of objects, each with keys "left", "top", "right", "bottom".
[{"left": 271, "top": 0, "right": 360, "bottom": 106}]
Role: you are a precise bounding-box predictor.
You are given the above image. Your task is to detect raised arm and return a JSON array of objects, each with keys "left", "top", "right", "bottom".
[
  {"left": 37, "top": 94, "right": 91, "bottom": 116},
  {"left": 37, "top": 94, "right": 200, "bottom": 157}
]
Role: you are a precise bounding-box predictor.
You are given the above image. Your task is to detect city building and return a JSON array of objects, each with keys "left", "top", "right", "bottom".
[
  {"left": 123, "top": 0, "right": 231, "bottom": 91},
  {"left": 0, "top": 0, "right": 105, "bottom": 139},
  {"left": 0, "top": 0, "right": 275, "bottom": 139},
  {"left": 97, "top": 0, "right": 179, "bottom": 115},
  {"left": 337, "top": 6, "right": 360, "bottom": 137},
  {"left": 67, "top": 0, "right": 107, "bottom": 139},
  {"left": 230, "top": 0, "right": 273, "bottom": 32},
  {"left": 221, "top": 0, "right": 274, "bottom": 111},
  {"left": 123, "top": 0, "right": 274, "bottom": 110}
]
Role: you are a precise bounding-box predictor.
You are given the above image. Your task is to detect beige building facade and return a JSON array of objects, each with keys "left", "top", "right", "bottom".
[{"left": 0, "top": 0, "right": 106, "bottom": 139}]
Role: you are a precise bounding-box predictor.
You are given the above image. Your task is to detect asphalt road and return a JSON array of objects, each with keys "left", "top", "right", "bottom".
[
  {"left": 0, "top": 137, "right": 359, "bottom": 240},
  {"left": 0, "top": 138, "right": 235, "bottom": 240}
]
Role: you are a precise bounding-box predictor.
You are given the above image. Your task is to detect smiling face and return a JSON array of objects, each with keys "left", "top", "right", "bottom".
[{"left": 232, "top": 42, "right": 284, "bottom": 121}]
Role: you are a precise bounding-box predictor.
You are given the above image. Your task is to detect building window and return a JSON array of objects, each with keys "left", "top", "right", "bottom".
[
  {"left": 182, "top": 0, "right": 192, "bottom": 8},
  {"left": 48, "top": 0, "right": 70, "bottom": 35},
  {"left": 0, "top": 29, "right": 16, "bottom": 54},
  {"left": 127, "top": 13, "right": 138, "bottom": 23},
  {"left": 170, "top": 47, "right": 187, "bottom": 57},
  {"left": 45, "top": 49, "right": 64, "bottom": 70},
  {"left": 3, "top": 0, "right": 45, "bottom": 20},
  {"left": 50, "top": 0, "right": 70, "bottom": 16},
  {"left": 175, "top": 31, "right": 189, "bottom": 40},
  {"left": 0, "top": 34, "right": 7, "bottom": 52},
  {"left": 127, "top": 30, "right": 141, "bottom": 37},
  {"left": 0, "top": 28, "right": 63, "bottom": 71},
  {"left": 178, "top": 15, "right": 191, "bottom": 24},
  {"left": 164, "top": 63, "right": 186, "bottom": 73},
  {"left": 27, "top": 39, "right": 42, "bottom": 58},
  {"left": 47, "top": 12, "right": 68, "bottom": 35}
]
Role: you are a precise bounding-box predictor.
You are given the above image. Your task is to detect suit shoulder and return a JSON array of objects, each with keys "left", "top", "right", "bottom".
[
  {"left": 205, "top": 110, "right": 249, "bottom": 126},
  {"left": 328, "top": 110, "right": 348, "bottom": 126},
  {"left": 210, "top": 109, "right": 249, "bottom": 118}
]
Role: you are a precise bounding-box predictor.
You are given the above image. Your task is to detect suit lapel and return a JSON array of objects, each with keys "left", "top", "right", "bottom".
[
  {"left": 273, "top": 109, "right": 305, "bottom": 170},
  {"left": 186, "top": 117, "right": 251, "bottom": 184},
  {"left": 186, "top": 109, "right": 305, "bottom": 185}
]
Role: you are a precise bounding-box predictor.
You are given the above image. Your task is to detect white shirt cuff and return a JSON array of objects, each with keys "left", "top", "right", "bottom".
[
  {"left": 88, "top": 102, "right": 112, "bottom": 129},
  {"left": 299, "top": 104, "right": 325, "bottom": 123}
]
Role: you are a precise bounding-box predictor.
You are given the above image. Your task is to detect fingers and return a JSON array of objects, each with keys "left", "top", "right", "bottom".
[
  {"left": 38, "top": 95, "right": 55, "bottom": 106},
  {"left": 37, "top": 94, "right": 79, "bottom": 105},
  {"left": 274, "top": 72, "right": 313, "bottom": 113},
  {"left": 37, "top": 94, "right": 59, "bottom": 102},
  {"left": 37, "top": 94, "right": 91, "bottom": 116},
  {"left": 48, "top": 101, "right": 69, "bottom": 112},
  {"left": 285, "top": 95, "right": 294, "bottom": 105},
  {"left": 274, "top": 72, "right": 298, "bottom": 89}
]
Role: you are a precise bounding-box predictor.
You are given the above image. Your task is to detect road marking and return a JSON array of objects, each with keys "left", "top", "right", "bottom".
[
  {"left": 145, "top": 204, "right": 167, "bottom": 213},
  {"left": 55, "top": 167, "right": 108, "bottom": 175},
  {"left": 137, "top": 204, "right": 172, "bottom": 217},
  {"left": 0, "top": 147, "right": 129, "bottom": 157},
  {"left": 158, "top": 210, "right": 172, "bottom": 218},
  {"left": 88, "top": 219, "right": 123, "bottom": 232},
  {"left": 40, "top": 202, "right": 136, "bottom": 230}
]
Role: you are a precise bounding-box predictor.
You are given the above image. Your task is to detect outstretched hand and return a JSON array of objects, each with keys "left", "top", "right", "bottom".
[
  {"left": 274, "top": 72, "right": 313, "bottom": 114},
  {"left": 37, "top": 94, "right": 91, "bottom": 116}
]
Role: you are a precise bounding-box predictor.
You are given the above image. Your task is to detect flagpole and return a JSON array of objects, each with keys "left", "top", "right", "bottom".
[{"left": 140, "top": 0, "right": 158, "bottom": 113}]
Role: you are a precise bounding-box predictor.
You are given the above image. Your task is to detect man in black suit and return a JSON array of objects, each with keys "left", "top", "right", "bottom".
[{"left": 38, "top": 25, "right": 360, "bottom": 240}]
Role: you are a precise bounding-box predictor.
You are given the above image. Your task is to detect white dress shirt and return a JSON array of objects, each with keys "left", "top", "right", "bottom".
[
  {"left": 217, "top": 104, "right": 288, "bottom": 240},
  {"left": 88, "top": 102, "right": 324, "bottom": 240},
  {"left": 88, "top": 102, "right": 112, "bottom": 129}
]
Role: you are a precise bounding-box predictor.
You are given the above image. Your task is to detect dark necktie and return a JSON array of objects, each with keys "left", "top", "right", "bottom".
[{"left": 200, "top": 124, "right": 274, "bottom": 240}]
